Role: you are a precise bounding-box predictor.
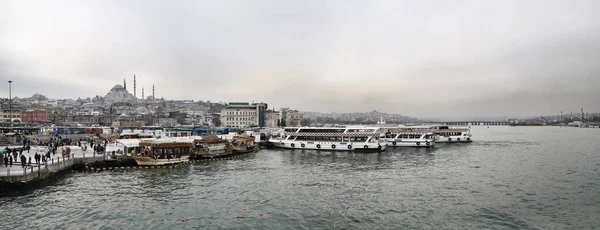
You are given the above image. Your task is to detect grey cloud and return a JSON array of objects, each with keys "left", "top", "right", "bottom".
[{"left": 0, "top": 0, "right": 599, "bottom": 118}]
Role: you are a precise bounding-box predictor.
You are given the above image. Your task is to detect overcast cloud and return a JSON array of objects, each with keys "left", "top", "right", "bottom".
[{"left": 1, "top": 0, "right": 599, "bottom": 119}]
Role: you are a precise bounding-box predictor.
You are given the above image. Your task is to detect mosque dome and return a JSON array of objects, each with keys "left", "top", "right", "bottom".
[
  {"left": 111, "top": 84, "right": 125, "bottom": 91},
  {"left": 104, "top": 84, "right": 135, "bottom": 105},
  {"left": 135, "top": 106, "right": 150, "bottom": 114}
]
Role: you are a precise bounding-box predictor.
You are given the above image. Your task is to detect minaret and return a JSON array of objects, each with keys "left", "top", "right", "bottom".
[
  {"left": 142, "top": 87, "right": 145, "bottom": 100},
  {"left": 123, "top": 78, "right": 127, "bottom": 90},
  {"left": 152, "top": 84, "right": 155, "bottom": 100},
  {"left": 134, "top": 74, "right": 137, "bottom": 98}
]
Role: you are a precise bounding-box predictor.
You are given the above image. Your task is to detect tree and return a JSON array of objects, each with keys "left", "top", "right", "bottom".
[
  {"left": 213, "top": 117, "right": 222, "bottom": 127},
  {"left": 299, "top": 118, "right": 311, "bottom": 126},
  {"left": 277, "top": 119, "right": 281, "bottom": 127}
]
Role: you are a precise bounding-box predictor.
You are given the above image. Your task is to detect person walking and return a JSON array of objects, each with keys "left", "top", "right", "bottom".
[
  {"left": 28, "top": 156, "right": 32, "bottom": 166},
  {"left": 3, "top": 155, "right": 8, "bottom": 167},
  {"left": 9, "top": 155, "right": 13, "bottom": 167},
  {"left": 20, "top": 154, "right": 26, "bottom": 168}
]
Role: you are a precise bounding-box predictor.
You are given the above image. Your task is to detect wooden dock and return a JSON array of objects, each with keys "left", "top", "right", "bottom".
[{"left": 0, "top": 146, "right": 107, "bottom": 183}]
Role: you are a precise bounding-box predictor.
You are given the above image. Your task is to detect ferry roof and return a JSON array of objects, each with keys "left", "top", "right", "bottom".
[
  {"left": 116, "top": 139, "right": 140, "bottom": 148},
  {"left": 388, "top": 132, "right": 433, "bottom": 135},
  {"left": 434, "top": 129, "right": 469, "bottom": 132},
  {"left": 283, "top": 126, "right": 379, "bottom": 129},
  {"left": 284, "top": 132, "right": 379, "bottom": 137},
  {"left": 383, "top": 128, "right": 434, "bottom": 133}
]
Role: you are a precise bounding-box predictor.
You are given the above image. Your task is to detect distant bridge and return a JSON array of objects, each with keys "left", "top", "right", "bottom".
[{"left": 424, "top": 121, "right": 510, "bottom": 126}]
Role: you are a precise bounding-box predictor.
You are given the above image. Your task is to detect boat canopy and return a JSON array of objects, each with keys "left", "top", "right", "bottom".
[
  {"left": 139, "top": 139, "right": 193, "bottom": 148},
  {"left": 199, "top": 135, "right": 227, "bottom": 144}
]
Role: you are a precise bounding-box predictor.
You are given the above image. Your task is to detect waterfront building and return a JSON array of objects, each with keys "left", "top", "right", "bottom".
[
  {"left": 279, "top": 108, "right": 288, "bottom": 126},
  {"left": 285, "top": 109, "right": 305, "bottom": 127},
  {"left": 1, "top": 108, "right": 22, "bottom": 123},
  {"left": 254, "top": 102, "right": 268, "bottom": 127},
  {"left": 158, "top": 118, "right": 178, "bottom": 126},
  {"left": 265, "top": 109, "right": 280, "bottom": 128},
  {"left": 21, "top": 107, "right": 54, "bottom": 124},
  {"left": 221, "top": 102, "right": 268, "bottom": 128}
]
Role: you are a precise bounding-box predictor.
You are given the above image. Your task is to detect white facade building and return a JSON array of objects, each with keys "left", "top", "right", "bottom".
[{"left": 221, "top": 103, "right": 258, "bottom": 128}]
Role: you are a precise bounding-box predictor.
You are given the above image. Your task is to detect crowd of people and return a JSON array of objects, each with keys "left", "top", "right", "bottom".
[{"left": 2, "top": 135, "right": 112, "bottom": 169}]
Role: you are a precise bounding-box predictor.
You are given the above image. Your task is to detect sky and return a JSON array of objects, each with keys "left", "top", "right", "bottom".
[{"left": 1, "top": 0, "right": 599, "bottom": 119}]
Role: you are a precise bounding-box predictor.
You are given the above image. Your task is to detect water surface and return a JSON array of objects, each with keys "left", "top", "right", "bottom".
[{"left": 1, "top": 126, "right": 599, "bottom": 229}]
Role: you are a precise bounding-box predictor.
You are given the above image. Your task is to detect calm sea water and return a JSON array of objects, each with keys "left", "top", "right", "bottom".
[{"left": 1, "top": 126, "right": 599, "bottom": 230}]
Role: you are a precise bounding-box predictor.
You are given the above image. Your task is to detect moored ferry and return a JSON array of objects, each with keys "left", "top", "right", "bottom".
[
  {"left": 189, "top": 135, "right": 233, "bottom": 160},
  {"left": 382, "top": 128, "right": 435, "bottom": 147},
  {"left": 230, "top": 135, "right": 258, "bottom": 154},
  {"left": 269, "top": 127, "right": 387, "bottom": 152},
  {"left": 429, "top": 126, "right": 472, "bottom": 143},
  {"left": 132, "top": 139, "right": 192, "bottom": 166}
]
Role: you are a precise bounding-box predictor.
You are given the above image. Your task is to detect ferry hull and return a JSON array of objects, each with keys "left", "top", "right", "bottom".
[
  {"left": 189, "top": 147, "right": 258, "bottom": 160},
  {"left": 435, "top": 136, "right": 473, "bottom": 143},
  {"left": 386, "top": 139, "right": 435, "bottom": 147},
  {"left": 132, "top": 155, "right": 190, "bottom": 166},
  {"left": 269, "top": 140, "right": 387, "bottom": 152},
  {"left": 232, "top": 146, "right": 258, "bottom": 154}
]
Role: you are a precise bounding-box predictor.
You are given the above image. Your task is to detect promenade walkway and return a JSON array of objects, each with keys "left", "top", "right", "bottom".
[{"left": 0, "top": 146, "right": 105, "bottom": 182}]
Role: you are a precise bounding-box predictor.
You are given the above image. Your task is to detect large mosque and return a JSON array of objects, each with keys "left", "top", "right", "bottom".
[
  {"left": 101, "top": 75, "right": 156, "bottom": 115},
  {"left": 104, "top": 83, "right": 136, "bottom": 105}
]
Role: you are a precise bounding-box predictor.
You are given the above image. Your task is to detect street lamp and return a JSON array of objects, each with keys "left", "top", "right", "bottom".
[{"left": 8, "top": 80, "right": 12, "bottom": 127}]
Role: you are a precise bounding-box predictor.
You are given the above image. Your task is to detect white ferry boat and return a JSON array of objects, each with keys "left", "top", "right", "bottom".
[
  {"left": 429, "top": 126, "right": 472, "bottom": 143},
  {"left": 269, "top": 127, "right": 387, "bottom": 152},
  {"left": 382, "top": 128, "right": 435, "bottom": 147},
  {"left": 117, "top": 132, "right": 155, "bottom": 139},
  {"left": 132, "top": 139, "right": 193, "bottom": 166}
]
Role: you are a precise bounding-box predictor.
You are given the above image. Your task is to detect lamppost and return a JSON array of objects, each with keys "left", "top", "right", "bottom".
[{"left": 8, "top": 80, "right": 12, "bottom": 127}]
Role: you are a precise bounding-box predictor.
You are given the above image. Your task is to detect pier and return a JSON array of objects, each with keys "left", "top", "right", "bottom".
[{"left": 0, "top": 146, "right": 105, "bottom": 184}]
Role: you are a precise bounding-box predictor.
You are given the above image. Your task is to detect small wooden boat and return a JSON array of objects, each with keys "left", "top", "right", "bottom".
[
  {"left": 132, "top": 139, "right": 192, "bottom": 166},
  {"left": 189, "top": 135, "right": 232, "bottom": 160},
  {"left": 231, "top": 135, "right": 258, "bottom": 154}
]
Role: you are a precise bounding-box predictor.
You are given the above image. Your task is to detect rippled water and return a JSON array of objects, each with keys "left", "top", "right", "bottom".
[{"left": 1, "top": 126, "right": 599, "bottom": 229}]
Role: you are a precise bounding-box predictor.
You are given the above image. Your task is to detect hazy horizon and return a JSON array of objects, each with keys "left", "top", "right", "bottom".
[{"left": 1, "top": 0, "right": 599, "bottom": 118}]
